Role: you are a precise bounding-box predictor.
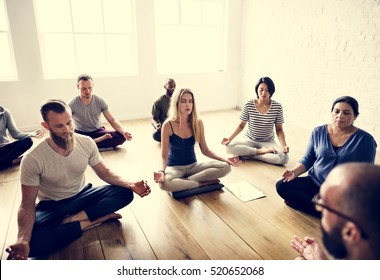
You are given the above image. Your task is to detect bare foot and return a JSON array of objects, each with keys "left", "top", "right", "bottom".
[
  {"left": 198, "top": 179, "right": 220, "bottom": 187},
  {"left": 258, "top": 146, "right": 277, "bottom": 155},
  {"left": 93, "top": 212, "right": 122, "bottom": 223},
  {"left": 82, "top": 213, "right": 123, "bottom": 231},
  {"left": 62, "top": 211, "right": 121, "bottom": 225},
  {"left": 94, "top": 133, "right": 112, "bottom": 143}
]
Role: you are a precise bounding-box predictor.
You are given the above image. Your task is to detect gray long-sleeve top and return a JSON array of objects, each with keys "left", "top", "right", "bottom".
[{"left": 0, "top": 106, "right": 28, "bottom": 147}]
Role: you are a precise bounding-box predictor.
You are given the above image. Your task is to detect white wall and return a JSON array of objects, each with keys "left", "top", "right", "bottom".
[
  {"left": 239, "top": 0, "right": 380, "bottom": 142},
  {"left": 3, "top": 0, "right": 379, "bottom": 144},
  {"left": 0, "top": 0, "right": 242, "bottom": 130}
]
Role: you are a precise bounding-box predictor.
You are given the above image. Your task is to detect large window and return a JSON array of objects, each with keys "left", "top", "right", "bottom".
[
  {"left": 155, "top": 0, "right": 226, "bottom": 74},
  {"left": 0, "top": 0, "right": 18, "bottom": 81},
  {"left": 34, "top": 0, "right": 138, "bottom": 79}
]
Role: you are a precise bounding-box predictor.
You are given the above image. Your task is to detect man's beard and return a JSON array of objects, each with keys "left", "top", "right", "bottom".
[
  {"left": 321, "top": 222, "right": 348, "bottom": 259},
  {"left": 50, "top": 130, "right": 74, "bottom": 150},
  {"left": 166, "top": 89, "right": 174, "bottom": 97}
]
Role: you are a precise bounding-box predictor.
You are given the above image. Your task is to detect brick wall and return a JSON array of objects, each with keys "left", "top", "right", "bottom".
[{"left": 239, "top": 0, "right": 380, "bottom": 143}]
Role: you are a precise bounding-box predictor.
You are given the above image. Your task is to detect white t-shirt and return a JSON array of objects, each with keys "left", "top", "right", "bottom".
[{"left": 20, "top": 134, "right": 102, "bottom": 201}]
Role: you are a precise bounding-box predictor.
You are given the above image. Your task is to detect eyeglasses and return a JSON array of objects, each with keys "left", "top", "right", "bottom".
[{"left": 312, "top": 194, "right": 369, "bottom": 239}]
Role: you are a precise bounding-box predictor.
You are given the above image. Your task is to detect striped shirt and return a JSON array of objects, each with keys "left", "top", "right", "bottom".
[{"left": 240, "top": 99, "right": 284, "bottom": 142}]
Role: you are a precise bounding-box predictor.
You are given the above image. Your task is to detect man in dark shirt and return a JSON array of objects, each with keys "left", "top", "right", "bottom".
[{"left": 151, "top": 78, "right": 176, "bottom": 142}]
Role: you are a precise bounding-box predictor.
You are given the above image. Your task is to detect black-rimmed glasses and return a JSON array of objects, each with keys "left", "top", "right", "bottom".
[{"left": 312, "top": 193, "right": 369, "bottom": 239}]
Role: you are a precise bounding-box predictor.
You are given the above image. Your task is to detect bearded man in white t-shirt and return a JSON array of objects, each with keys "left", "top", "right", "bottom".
[{"left": 6, "top": 99, "right": 151, "bottom": 260}]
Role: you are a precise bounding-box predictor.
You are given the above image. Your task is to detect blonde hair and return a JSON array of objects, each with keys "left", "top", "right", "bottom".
[{"left": 168, "top": 88, "right": 201, "bottom": 142}]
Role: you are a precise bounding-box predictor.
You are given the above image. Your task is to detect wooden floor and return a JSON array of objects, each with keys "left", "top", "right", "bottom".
[{"left": 1, "top": 109, "right": 330, "bottom": 260}]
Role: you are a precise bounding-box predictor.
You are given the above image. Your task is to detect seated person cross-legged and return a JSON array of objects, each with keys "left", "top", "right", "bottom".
[
  {"left": 222, "top": 77, "right": 289, "bottom": 166},
  {"left": 68, "top": 74, "right": 132, "bottom": 150},
  {"left": 5, "top": 99, "right": 151, "bottom": 260},
  {"left": 0, "top": 106, "right": 44, "bottom": 170},
  {"left": 275, "top": 96, "right": 377, "bottom": 217},
  {"left": 151, "top": 78, "right": 176, "bottom": 142},
  {"left": 153, "top": 88, "right": 241, "bottom": 198}
]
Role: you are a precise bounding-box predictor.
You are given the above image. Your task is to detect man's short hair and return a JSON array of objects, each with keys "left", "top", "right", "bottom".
[
  {"left": 77, "top": 74, "right": 93, "bottom": 83},
  {"left": 40, "top": 99, "right": 70, "bottom": 122}
]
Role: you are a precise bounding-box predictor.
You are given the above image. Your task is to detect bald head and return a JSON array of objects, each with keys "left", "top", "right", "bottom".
[
  {"left": 323, "top": 162, "right": 380, "bottom": 195},
  {"left": 321, "top": 162, "right": 380, "bottom": 258},
  {"left": 322, "top": 163, "right": 380, "bottom": 211},
  {"left": 164, "top": 78, "right": 176, "bottom": 97}
]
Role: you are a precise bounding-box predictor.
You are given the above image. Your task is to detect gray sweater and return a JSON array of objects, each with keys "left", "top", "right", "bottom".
[{"left": 0, "top": 106, "right": 28, "bottom": 147}]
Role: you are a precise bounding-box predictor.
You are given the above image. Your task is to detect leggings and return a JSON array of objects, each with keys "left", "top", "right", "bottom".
[
  {"left": 160, "top": 161, "right": 231, "bottom": 192},
  {"left": 75, "top": 127, "right": 126, "bottom": 149},
  {"left": 0, "top": 137, "right": 33, "bottom": 170},
  {"left": 29, "top": 183, "right": 134, "bottom": 257},
  {"left": 275, "top": 176, "right": 321, "bottom": 218},
  {"left": 226, "top": 137, "right": 289, "bottom": 165}
]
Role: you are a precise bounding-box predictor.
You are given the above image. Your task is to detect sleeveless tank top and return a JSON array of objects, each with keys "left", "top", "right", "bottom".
[{"left": 167, "top": 121, "right": 197, "bottom": 166}]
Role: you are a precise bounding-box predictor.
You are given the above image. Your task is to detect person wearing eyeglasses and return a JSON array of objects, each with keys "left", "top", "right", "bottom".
[
  {"left": 276, "top": 96, "right": 377, "bottom": 217},
  {"left": 68, "top": 74, "right": 132, "bottom": 150},
  {"left": 0, "top": 106, "right": 44, "bottom": 170},
  {"left": 154, "top": 88, "right": 241, "bottom": 195},
  {"left": 151, "top": 78, "right": 176, "bottom": 142},
  {"left": 221, "top": 77, "right": 289, "bottom": 166},
  {"left": 290, "top": 162, "right": 380, "bottom": 260}
]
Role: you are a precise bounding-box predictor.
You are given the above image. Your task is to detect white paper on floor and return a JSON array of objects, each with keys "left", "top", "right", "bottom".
[{"left": 226, "top": 180, "right": 266, "bottom": 202}]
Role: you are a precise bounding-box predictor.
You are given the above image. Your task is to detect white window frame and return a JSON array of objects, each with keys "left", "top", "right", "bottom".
[
  {"left": 33, "top": 0, "right": 138, "bottom": 79},
  {"left": 154, "top": 0, "right": 226, "bottom": 74},
  {"left": 0, "top": 0, "right": 18, "bottom": 81}
]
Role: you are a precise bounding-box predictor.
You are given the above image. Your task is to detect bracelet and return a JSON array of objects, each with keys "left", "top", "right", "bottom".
[{"left": 158, "top": 170, "right": 166, "bottom": 175}]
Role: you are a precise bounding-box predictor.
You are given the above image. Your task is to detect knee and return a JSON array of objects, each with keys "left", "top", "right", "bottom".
[
  {"left": 159, "top": 182, "right": 173, "bottom": 192},
  {"left": 117, "top": 187, "right": 134, "bottom": 206},
  {"left": 277, "top": 153, "right": 289, "bottom": 165},
  {"left": 21, "top": 137, "right": 33, "bottom": 149},
  {"left": 275, "top": 179, "right": 287, "bottom": 196},
  {"left": 114, "top": 132, "right": 127, "bottom": 145},
  {"left": 222, "top": 162, "right": 232, "bottom": 175},
  {"left": 225, "top": 144, "right": 234, "bottom": 154},
  {"left": 153, "top": 131, "right": 161, "bottom": 142}
]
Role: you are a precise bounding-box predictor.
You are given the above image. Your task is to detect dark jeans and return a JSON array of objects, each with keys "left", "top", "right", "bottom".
[
  {"left": 275, "top": 176, "right": 321, "bottom": 218},
  {"left": 29, "top": 183, "right": 134, "bottom": 257},
  {"left": 75, "top": 127, "right": 126, "bottom": 149},
  {"left": 0, "top": 137, "right": 33, "bottom": 170}
]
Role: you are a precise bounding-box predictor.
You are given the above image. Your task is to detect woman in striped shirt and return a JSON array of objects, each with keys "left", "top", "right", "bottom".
[{"left": 222, "top": 77, "right": 289, "bottom": 165}]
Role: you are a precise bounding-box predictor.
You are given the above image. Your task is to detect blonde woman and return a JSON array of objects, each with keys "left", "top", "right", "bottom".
[{"left": 154, "top": 88, "right": 241, "bottom": 193}]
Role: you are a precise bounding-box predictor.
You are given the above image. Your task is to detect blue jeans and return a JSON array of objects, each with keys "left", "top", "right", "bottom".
[{"left": 29, "top": 183, "right": 134, "bottom": 257}]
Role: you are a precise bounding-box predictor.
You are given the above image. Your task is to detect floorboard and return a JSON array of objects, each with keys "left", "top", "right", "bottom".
[{"left": 2, "top": 109, "right": 374, "bottom": 260}]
